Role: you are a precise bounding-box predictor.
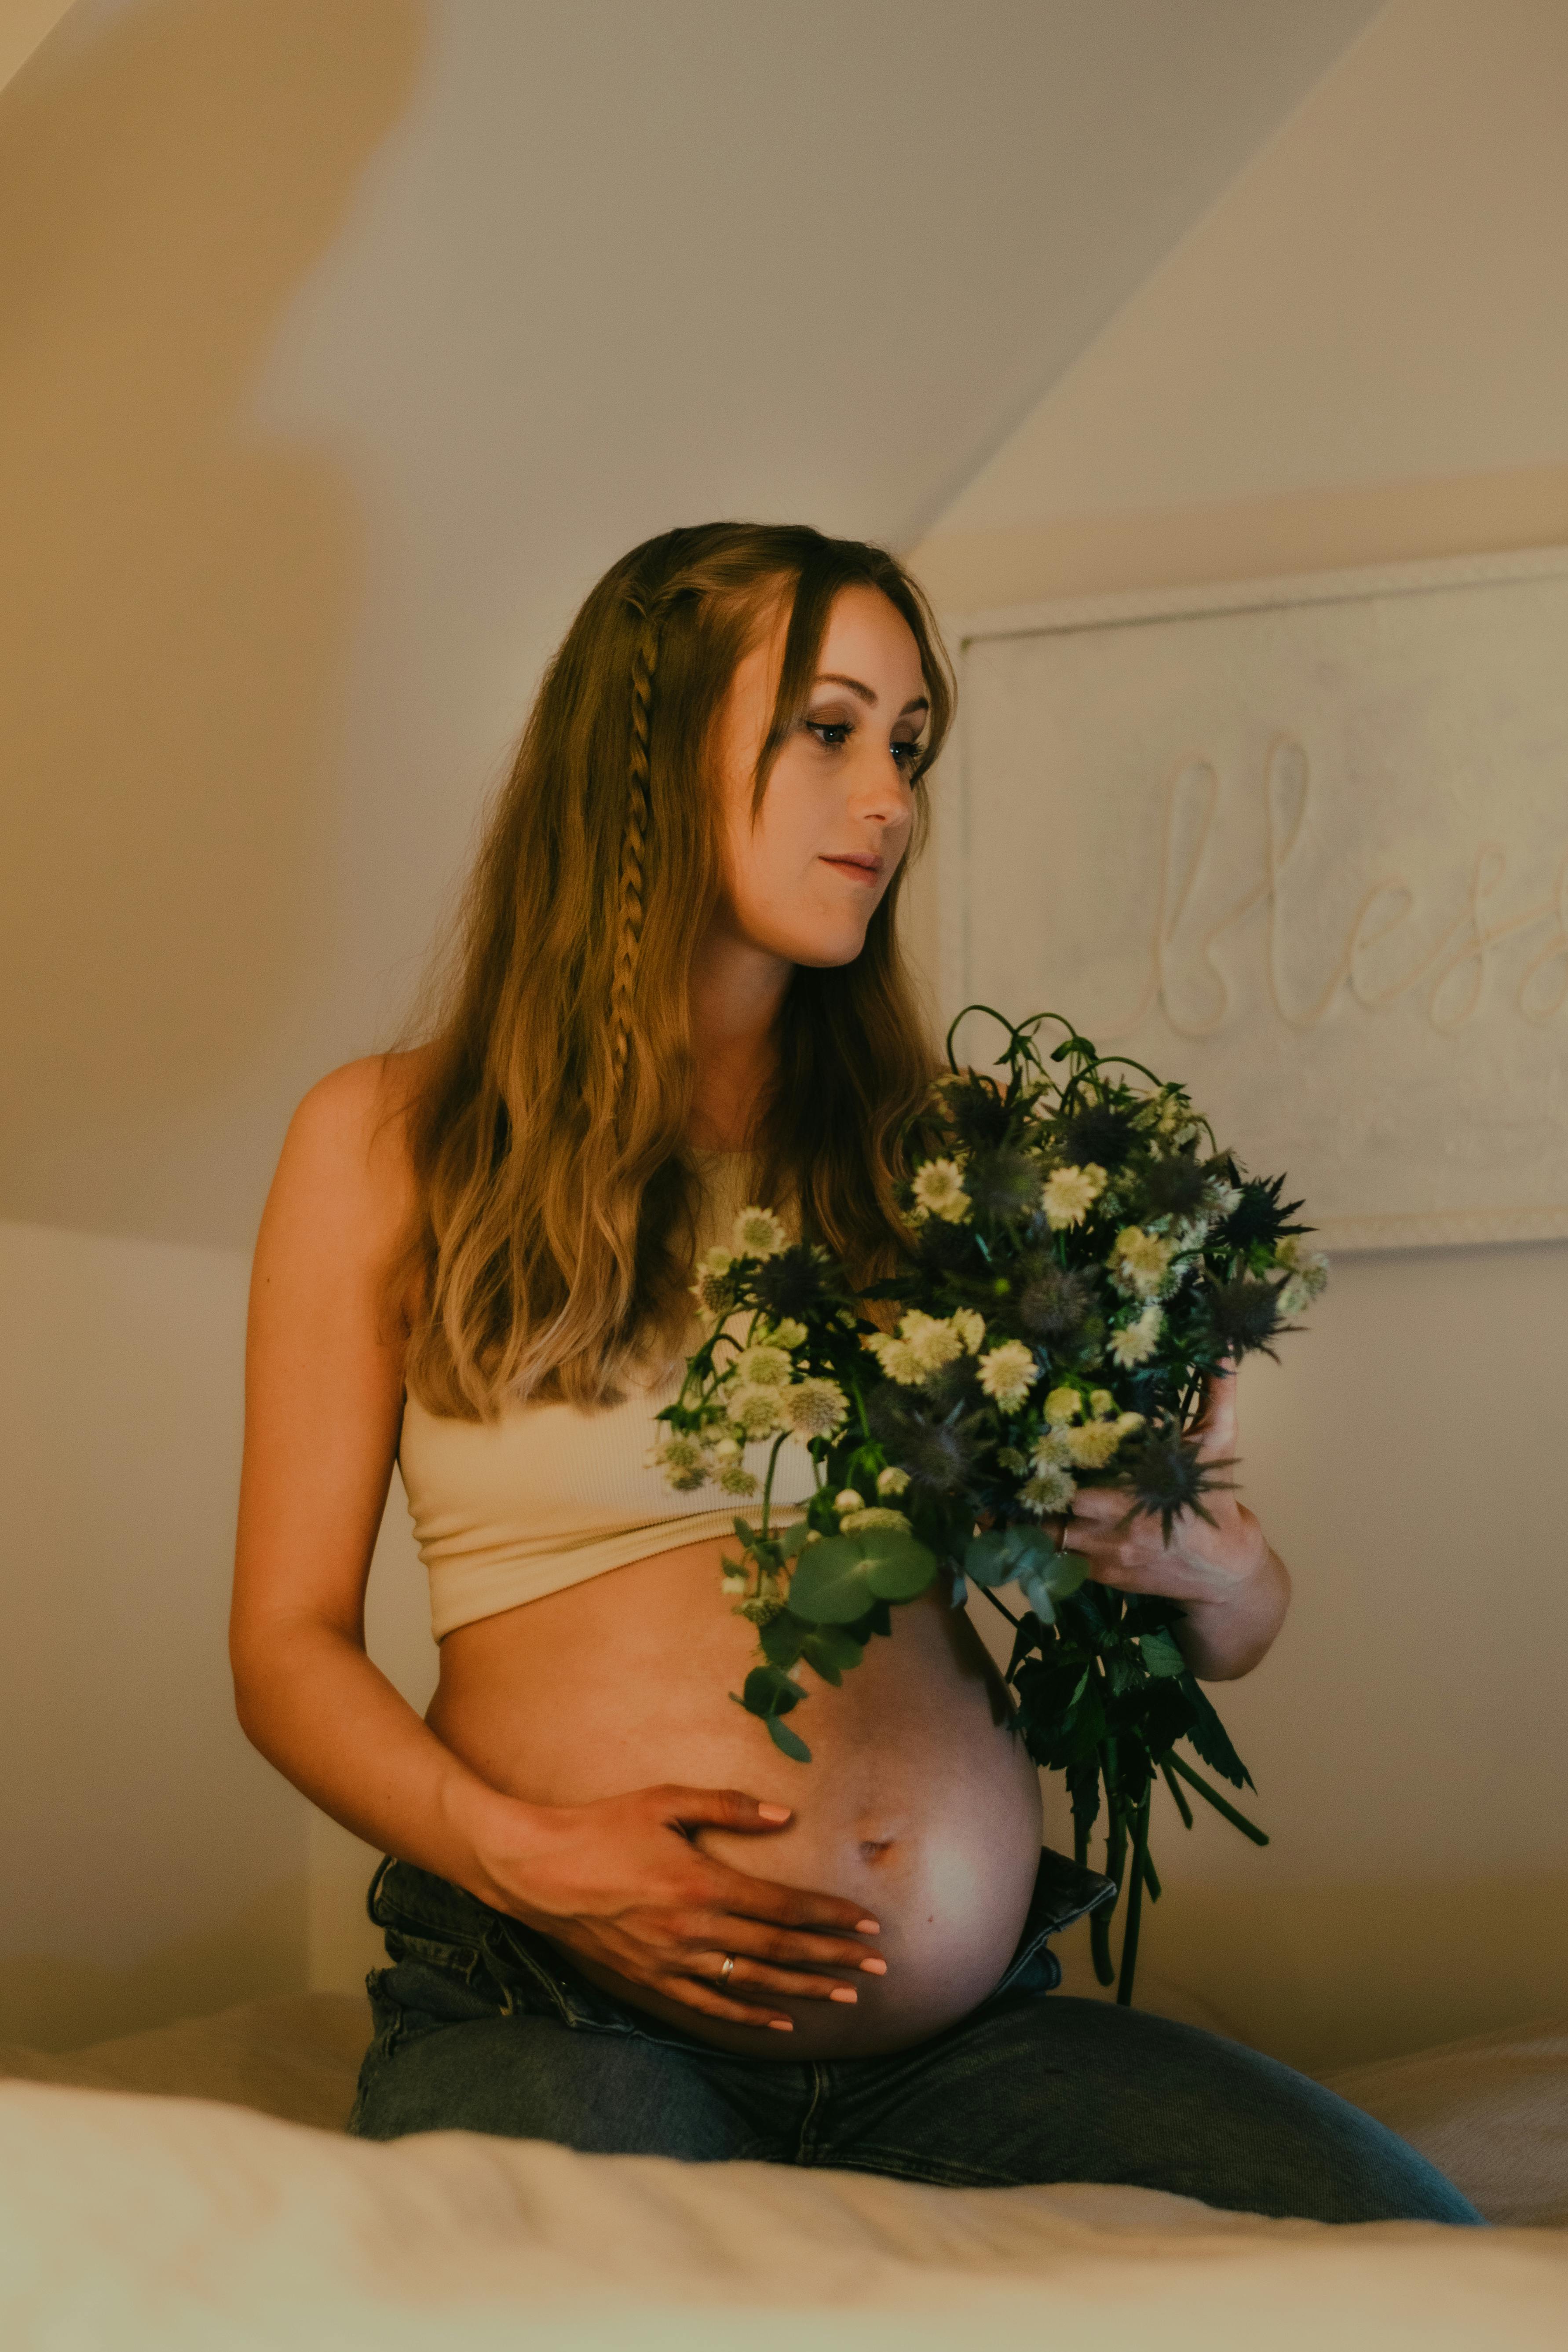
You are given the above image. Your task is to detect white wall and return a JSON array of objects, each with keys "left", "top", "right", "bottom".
[
  {"left": 919, "top": 0, "right": 1568, "bottom": 2070},
  {"left": 0, "top": 1224, "right": 303, "bottom": 2045},
  {"left": 3, "top": 0, "right": 1383, "bottom": 2048}
]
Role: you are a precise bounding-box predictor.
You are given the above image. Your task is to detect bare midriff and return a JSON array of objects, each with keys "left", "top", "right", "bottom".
[{"left": 427, "top": 1537, "right": 1044, "bottom": 2059}]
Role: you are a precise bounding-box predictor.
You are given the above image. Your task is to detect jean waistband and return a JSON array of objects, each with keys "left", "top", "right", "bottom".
[{"left": 368, "top": 1843, "right": 1115, "bottom": 2028}]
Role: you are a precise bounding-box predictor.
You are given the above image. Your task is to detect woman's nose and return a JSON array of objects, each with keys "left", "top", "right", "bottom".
[{"left": 850, "top": 743, "right": 915, "bottom": 826}]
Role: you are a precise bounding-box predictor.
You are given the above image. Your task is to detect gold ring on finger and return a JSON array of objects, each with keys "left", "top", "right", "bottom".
[{"left": 718, "top": 1953, "right": 736, "bottom": 1982}]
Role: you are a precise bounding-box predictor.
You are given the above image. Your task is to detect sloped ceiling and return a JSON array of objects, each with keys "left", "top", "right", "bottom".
[{"left": 1, "top": 0, "right": 1385, "bottom": 1244}]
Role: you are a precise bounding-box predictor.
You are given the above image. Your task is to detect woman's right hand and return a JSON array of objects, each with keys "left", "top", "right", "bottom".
[{"left": 466, "top": 1782, "right": 887, "bottom": 2031}]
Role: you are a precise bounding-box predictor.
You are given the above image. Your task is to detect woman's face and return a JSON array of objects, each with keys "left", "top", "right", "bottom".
[{"left": 711, "top": 583, "right": 928, "bottom": 971}]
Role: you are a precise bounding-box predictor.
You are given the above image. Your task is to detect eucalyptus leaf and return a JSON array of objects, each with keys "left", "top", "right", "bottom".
[
  {"left": 742, "top": 1664, "right": 804, "bottom": 1718},
  {"left": 863, "top": 1537, "right": 938, "bottom": 1602},
  {"left": 759, "top": 1613, "right": 807, "bottom": 1671},
  {"left": 778, "top": 1520, "right": 815, "bottom": 1561},
  {"left": 802, "top": 1624, "right": 864, "bottom": 1673},
  {"left": 765, "top": 1714, "right": 811, "bottom": 1763},
  {"left": 963, "top": 1531, "right": 1014, "bottom": 1587},
  {"left": 788, "top": 1537, "right": 878, "bottom": 1625}
]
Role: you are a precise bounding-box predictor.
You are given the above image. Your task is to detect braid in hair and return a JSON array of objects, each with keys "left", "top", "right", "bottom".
[{"left": 609, "top": 608, "right": 659, "bottom": 1080}]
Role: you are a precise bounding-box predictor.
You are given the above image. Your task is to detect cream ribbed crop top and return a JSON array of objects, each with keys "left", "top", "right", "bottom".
[{"left": 398, "top": 1156, "right": 818, "bottom": 1640}]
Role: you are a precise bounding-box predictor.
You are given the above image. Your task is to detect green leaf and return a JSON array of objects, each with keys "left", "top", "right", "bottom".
[
  {"left": 778, "top": 1520, "right": 814, "bottom": 1560},
  {"left": 1180, "top": 1677, "right": 1255, "bottom": 1790},
  {"left": 963, "top": 1531, "right": 1015, "bottom": 1587},
  {"left": 863, "top": 1535, "right": 938, "bottom": 1602},
  {"left": 759, "top": 1613, "right": 807, "bottom": 1671},
  {"left": 1139, "top": 1628, "right": 1186, "bottom": 1679},
  {"left": 742, "top": 1664, "right": 804, "bottom": 1718},
  {"left": 765, "top": 1714, "right": 812, "bottom": 1763},
  {"left": 802, "top": 1624, "right": 864, "bottom": 1675},
  {"left": 732, "top": 1517, "right": 759, "bottom": 1549},
  {"left": 787, "top": 1536, "right": 878, "bottom": 1624}
]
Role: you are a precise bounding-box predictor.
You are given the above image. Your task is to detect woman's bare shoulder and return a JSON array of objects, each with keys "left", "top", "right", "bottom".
[{"left": 266, "top": 1046, "right": 438, "bottom": 1271}]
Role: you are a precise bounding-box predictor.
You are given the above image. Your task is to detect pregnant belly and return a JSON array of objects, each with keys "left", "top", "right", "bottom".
[{"left": 428, "top": 1537, "right": 1044, "bottom": 2059}]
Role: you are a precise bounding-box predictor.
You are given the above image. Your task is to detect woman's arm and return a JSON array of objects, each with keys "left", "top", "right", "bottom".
[
  {"left": 1053, "top": 1369, "right": 1291, "bottom": 1681},
  {"left": 231, "top": 1060, "right": 882, "bottom": 2028}
]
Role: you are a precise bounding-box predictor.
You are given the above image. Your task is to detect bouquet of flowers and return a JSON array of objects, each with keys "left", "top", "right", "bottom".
[{"left": 650, "top": 1009, "right": 1327, "bottom": 2002}]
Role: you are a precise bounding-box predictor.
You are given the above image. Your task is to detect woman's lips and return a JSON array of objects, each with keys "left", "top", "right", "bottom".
[{"left": 820, "top": 854, "right": 883, "bottom": 884}]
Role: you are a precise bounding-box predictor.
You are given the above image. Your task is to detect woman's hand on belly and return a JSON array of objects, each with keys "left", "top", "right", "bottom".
[{"left": 465, "top": 1780, "right": 886, "bottom": 2033}]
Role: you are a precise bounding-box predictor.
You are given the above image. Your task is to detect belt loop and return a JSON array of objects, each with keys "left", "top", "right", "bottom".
[{"left": 366, "top": 1853, "right": 398, "bottom": 1927}]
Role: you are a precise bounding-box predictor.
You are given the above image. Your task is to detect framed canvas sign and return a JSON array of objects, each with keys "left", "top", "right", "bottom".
[{"left": 936, "top": 548, "right": 1568, "bottom": 1251}]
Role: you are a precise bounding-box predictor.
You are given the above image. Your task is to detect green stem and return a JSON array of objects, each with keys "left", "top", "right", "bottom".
[
  {"left": 1159, "top": 1759, "right": 1194, "bottom": 1831},
  {"left": 759, "top": 1430, "right": 787, "bottom": 1543},
  {"left": 1091, "top": 1789, "right": 1126, "bottom": 1988},
  {"left": 1116, "top": 1792, "right": 1151, "bottom": 2006},
  {"left": 1165, "top": 1752, "right": 1270, "bottom": 1844}
]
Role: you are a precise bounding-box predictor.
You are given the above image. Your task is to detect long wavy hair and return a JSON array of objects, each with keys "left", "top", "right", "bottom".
[{"left": 395, "top": 522, "right": 953, "bottom": 1419}]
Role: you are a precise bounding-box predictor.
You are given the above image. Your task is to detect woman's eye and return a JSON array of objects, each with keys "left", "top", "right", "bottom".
[
  {"left": 891, "top": 739, "right": 923, "bottom": 768},
  {"left": 806, "top": 719, "right": 853, "bottom": 748}
]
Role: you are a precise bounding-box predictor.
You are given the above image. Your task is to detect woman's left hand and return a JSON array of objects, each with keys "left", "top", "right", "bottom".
[{"left": 1055, "top": 1370, "right": 1291, "bottom": 1680}]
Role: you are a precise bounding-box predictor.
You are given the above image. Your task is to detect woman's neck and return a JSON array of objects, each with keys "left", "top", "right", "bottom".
[{"left": 687, "top": 925, "right": 792, "bottom": 1154}]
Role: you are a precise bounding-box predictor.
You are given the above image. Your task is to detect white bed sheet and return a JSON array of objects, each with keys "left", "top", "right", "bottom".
[{"left": 3, "top": 2076, "right": 1565, "bottom": 2352}]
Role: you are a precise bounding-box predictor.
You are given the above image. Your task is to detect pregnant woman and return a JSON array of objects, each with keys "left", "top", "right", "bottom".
[{"left": 232, "top": 522, "right": 1474, "bottom": 2221}]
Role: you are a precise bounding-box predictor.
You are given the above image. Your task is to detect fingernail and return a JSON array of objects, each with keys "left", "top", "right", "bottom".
[
  {"left": 856, "top": 1919, "right": 880, "bottom": 1934},
  {"left": 767, "top": 2017, "right": 794, "bottom": 2031},
  {"left": 757, "top": 1804, "right": 791, "bottom": 1822},
  {"left": 829, "top": 1987, "right": 858, "bottom": 2004},
  {"left": 858, "top": 1957, "right": 888, "bottom": 1975}
]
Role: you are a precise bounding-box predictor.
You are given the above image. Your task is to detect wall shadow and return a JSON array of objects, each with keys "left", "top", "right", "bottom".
[{"left": 0, "top": 0, "right": 425, "bottom": 1242}]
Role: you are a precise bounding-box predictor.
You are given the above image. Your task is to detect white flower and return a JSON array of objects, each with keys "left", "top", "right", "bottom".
[
  {"left": 1042, "top": 1163, "right": 1107, "bottom": 1230},
  {"left": 1109, "top": 1226, "right": 1175, "bottom": 1301},
  {"left": 717, "top": 1463, "right": 760, "bottom": 1497},
  {"left": 995, "top": 1445, "right": 1027, "bottom": 1474},
  {"left": 711, "top": 1435, "right": 742, "bottom": 1461},
  {"left": 764, "top": 1317, "right": 808, "bottom": 1351},
  {"left": 839, "top": 1506, "right": 912, "bottom": 1533},
  {"left": 876, "top": 1465, "right": 910, "bottom": 1496},
  {"left": 690, "top": 1245, "right": 736, "bottom": 1313},
  {"left": 951, "top": 1308, "right": 986, "bottom": 1354},
  {"left": 977, "top": 1340, "right": 1038, "bottom": 1411},
  {"left": 647, "top": 1430, "right": 712, "bottom": 1492},
  {"left": 899, "top": 1310, "right": 966, "bottom": 1374},
  {"left": 1022, "top": 1466, "right": 1077, "bottom": 1514},
  {"left": 1032, "top": 1428, "right": 1074, "bottom": 1473},
  {"left": 720, "top": 1567, "right": 749, "bottom": 1597},
  {"left": 910, "top": 1158, "right": 971, "bottom": 1224},
  {"left": 1274, "top": 1237, "right": 1330, "bottom": 1300},
  {"left": 1066, "top": 1419, "right": 1128, "bottom": 1470},
  {"left": 728, "top": 1386, "right": 783, "bottom": 1439},
  {"left": 1110, "top": 1304, "right": 1163, "bottom": 1366},
  {"left": 1042, "top": 1386, "right": 1081, "bottom": 1428},
  {"left": 732, "top": 1205, "right": 788, "bottom": 1258},
  {"left": 1088, "top": 1389, "right": 1115, "bottom": 1419},
  {"left": 1208, "top": 1179, "right": 1243, "bottom": 1219},
  {"left": 779, "top": 1377, "right": 848, "bottom": 1437},
  {"left": 834, "top": 1489, "right": 865, "bottom": 1514},
  {"left": 863, "top": 1332, "right": 926, "bottom": 1386},
  {"left": 732, "top": 1342, "right": 792, "bottom": 1389}
]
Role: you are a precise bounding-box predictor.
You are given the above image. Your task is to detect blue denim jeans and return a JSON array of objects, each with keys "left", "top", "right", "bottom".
[{"left": 348, "top": 1849, "right": 1480, "bottom": 2226}]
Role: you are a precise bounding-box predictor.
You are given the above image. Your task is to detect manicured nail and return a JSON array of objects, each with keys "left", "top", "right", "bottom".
[
  {"left": 856, "top": 1919, "right": 880, "bottom": 1935},
  {"left": 767, "top": 2017, "right": 794, "bottom": 2031},
  {"left": 829, "top": 1987, "right": 858, "bottom": 2004},
  {"left": 758, "top": 1804, "right": 791, "bottom": 1822},
  {"left": 859, "top": 1957, "right": 888, "bottom": 1975}
]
